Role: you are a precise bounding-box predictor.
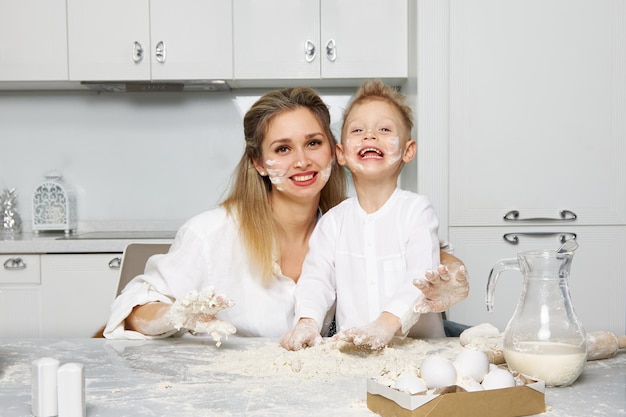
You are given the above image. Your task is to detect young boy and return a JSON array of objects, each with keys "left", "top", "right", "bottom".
[{"left": 281, "top": 80, "right": 445, "bottom": 350}]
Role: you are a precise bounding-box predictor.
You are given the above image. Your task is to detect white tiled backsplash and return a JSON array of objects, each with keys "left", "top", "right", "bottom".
[{"left": 0, "top": 89, "right": 356, "bottom": 231}]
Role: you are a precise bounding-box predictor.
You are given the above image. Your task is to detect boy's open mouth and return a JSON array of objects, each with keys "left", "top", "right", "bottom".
[{"left": 359, "top": 147, "right": 384, "bottom": 159}]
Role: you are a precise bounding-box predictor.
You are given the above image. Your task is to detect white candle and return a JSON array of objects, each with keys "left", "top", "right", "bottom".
[
  {"left": 31, "top": 357, "right": 59, "bottom": 417},
  {"left": 57, "top": 363, "right": 86, "bottom": 417}
]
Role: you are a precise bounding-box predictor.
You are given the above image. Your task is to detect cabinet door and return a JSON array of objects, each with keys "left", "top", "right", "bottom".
[
  {"left": 0, "top": 255, "right": 41, "bottom": 337},
  {"left": 40, "top": 254, "right": 121, "bottom": 337},
  {"left": 150, "top": 0, "right": 233, "bottom": 80},
  {"left": 320, "top": 0, "right": 407, "bottom": 79},
  {"left": 0, "top": 0, "right": 68, "bottom": 81},
  {"left": 233, "top": 0, "right": 320, "bottom": 80},
  {"left": 446, "top": 226, "right": 626, "bottom": 336},
  {"left": 448, "top": 0, "right": 626, "bottom": 226},
  {"left": 67, "top": 0, "right": 151, "bottom": 81}
]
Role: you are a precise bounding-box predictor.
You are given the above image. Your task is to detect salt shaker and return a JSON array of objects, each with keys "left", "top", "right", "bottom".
[
  {"left": 32, "top": 357, "right": 59, "bottom": 417},
  {"left": 57, "top": 363, "right": 86, "bottom": 417}
]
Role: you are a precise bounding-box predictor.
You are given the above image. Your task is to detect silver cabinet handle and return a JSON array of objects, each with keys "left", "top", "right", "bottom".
[
  {"left": 155, "top": 41, "right": 166, "bottom": 63},
  {"left": 3, "top": 257, "right": 26, "bottom": 270},
  {"left": 305, "top": 40, "right": 316, "bottom": 63},
  {"left": 503, "top": 210, "right": 577, "bottom": 222},
  {"left": 503, "top": 232, "right": 577, "bottom": 245},
  {"left": 108, "top": 257, "right": 122, "bottom": 270},
  {"left": 325, "top": 39, "right": 336, "bottom": 61},
  {"left": 132, "top": 41, "right": 144, "bottom": 63}
]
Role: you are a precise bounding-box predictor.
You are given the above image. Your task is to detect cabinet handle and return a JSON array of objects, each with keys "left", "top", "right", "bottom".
[
  {"left": 305, "top": 40, "right": 316, "bottom": 63},
  {"left": 3, "top": 257, "right": 26, "bottom": 270},
  {"left": 132, "top": 41, "right": 144, "bottom": 63},
  {"left": 155, "top": 41, "right": 166, "bottom": 63},
  {"left": 503, "top": 210, "right": 577, "bottom": 222},
  {"left": 502, "top": 232, "right": 577, "bottom": 245},
  {"left": 325, "top": 39, "right": 337, "bottom": 62},
  {"left": 108, "top": 257, "right": 122, "bottom": 270}
]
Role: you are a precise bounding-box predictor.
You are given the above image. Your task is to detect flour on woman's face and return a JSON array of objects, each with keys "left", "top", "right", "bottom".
[{"left": 265, "top": 159, "right": 288, "bottom": 191}]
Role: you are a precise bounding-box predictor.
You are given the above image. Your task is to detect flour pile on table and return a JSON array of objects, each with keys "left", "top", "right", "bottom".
[{"left": 204, "top": 338, "right": 462, "bottom": 381}]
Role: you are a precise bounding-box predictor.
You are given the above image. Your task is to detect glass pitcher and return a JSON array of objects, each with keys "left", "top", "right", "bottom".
[{"left": 486, "top": 249, "right": 587, "bottom": 387}]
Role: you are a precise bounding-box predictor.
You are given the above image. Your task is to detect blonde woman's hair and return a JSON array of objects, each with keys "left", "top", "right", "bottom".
[
  {"left": 221, "top": 87, "right": 347, "bottom": 285},
  {"left": 341, "top": 79, "right": 414, "bottom": 139}
]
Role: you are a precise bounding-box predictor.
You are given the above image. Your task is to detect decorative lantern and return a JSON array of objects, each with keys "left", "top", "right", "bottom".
[{"left": 32, "top": 171, "right": 77, "bottom": 235}]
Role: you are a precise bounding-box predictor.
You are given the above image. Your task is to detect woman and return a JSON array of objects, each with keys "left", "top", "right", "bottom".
[{"left": 104, "top": 87, "right": 467, "bottom": 340}]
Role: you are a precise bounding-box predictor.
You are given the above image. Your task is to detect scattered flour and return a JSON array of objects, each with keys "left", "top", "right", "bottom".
[{"left": 200, "top": 338, "right": 462, "bottom": 382}]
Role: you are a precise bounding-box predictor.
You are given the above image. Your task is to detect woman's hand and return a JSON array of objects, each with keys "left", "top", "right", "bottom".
[
  {"left": 413, "top": 252, "right": 469, "bottom": 313},
  {"left": 168, "top": 288, "right": 236, "bottom": 346},
  {"left": 280, "top": 318, "right": 322, "bottom": 351}
]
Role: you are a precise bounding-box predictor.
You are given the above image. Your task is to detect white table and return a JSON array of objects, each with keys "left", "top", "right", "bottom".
[{"left": 0, "top": 337, "right": 624, "bottom": 416}]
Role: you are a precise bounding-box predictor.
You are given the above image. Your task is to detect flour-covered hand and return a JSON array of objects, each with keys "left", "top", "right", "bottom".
[
  {"left": 168, "top": 287, "right": 236, "bottom": 346},
  {"left": 413, "top": 263, "right": 469, "bottom": 313},
  {"left": 333, "top": 316, "right": 398, "bottom": 351},
  {"left": 280, "top": 318, "right": 322, "bottom": 351}
]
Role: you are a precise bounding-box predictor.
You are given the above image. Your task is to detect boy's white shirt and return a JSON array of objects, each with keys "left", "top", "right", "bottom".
[{"left": 294, "top": 188, "right": 442, "bottom": 336}]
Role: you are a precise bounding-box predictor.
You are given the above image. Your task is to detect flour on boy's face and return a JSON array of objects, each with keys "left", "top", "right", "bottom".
[
  {"left": 341, "top": 100, "right": 406, "bottom": 173},
  {"left": 342, "top": 135, "right": 402, "bottom": 172}
]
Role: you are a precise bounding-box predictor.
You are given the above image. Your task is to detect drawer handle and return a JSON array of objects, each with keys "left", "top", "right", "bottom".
[
  {"left": 155, "top": 41, "right": 166, "bottom": 63},
  {"left": 132, "top": 41, "right": 144, "bottom": 63},
  {"left": 503, "top": 210, "right": 577, "bottom": 222},
  {"left": 503, "top": 232, "right": 577, "bottom": 245},
  {"left": 325, "top": 38, "right": 337, "bottom": 62},
  {"left": 305, "top": 40, "right": 316, "bottom": 63},
  {"left": 108, "top": 257, "right": 122, "bottom": 270},
  {"left": 3, "top": 257, "right": 27, "bottom": 270}
]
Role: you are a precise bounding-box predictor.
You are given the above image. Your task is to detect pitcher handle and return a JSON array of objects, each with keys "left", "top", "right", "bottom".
[{"left": 486, "top": 257, "right": 519, "bottom": 312}]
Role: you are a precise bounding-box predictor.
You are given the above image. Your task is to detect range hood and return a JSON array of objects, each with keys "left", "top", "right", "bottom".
[{"left": 81, "top": 80, "right": 230, "bottom": 92}]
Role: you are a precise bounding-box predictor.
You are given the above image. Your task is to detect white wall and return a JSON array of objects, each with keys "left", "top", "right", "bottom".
[{"left": 0, "top": 88, "right": 355, "bottom": 231}]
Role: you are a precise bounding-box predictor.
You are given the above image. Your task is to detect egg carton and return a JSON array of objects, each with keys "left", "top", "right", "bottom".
[{"left": 366, "top": 376, "right": 545, "bottom": 417}]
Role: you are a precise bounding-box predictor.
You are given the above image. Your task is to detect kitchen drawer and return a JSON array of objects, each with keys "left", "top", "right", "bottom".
[{"left": 0, "top": 255, "right": 41, "bottom": 284}]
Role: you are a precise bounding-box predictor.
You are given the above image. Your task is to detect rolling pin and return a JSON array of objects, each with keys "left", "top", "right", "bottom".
[
  {"left": 460, "top": 324, "right": 626, "bottom": 363},
  {"left": 586, "top": 331, "right": 626, "bottom": 361}
]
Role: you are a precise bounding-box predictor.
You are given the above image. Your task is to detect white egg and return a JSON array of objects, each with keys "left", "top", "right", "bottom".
[
  {"left": 419, "top": 355, "right": 457, "bottom": 389},
  {"left": 453, "top": 349, "right": 490, "bottom": 382},
  {"left": 481, "top": 368, "right": 516, "bottom": 390},
  {"left": 393, "top": 373, "right": 428, "bottom": 394}
]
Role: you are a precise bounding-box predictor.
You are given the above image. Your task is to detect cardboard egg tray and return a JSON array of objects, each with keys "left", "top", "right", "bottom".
[{"left": 366, "top": 376, "right": 545, "bottom": 417}]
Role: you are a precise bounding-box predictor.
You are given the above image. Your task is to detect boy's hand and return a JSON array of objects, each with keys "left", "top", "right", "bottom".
[
  {"left": 413, "top": 264, "right": 469, "bottom": 313},
  {"left": 280, "top": 318, "right": 322, "bottom": 351},
  {"left": 333, "top": 313, "right": 400, "bottom": 350}
]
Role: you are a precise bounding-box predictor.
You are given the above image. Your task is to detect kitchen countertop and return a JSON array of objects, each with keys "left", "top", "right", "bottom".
[
  {"left": 0, "top": 337, "right": 624, "bottom": 417},
  {"left": 0, "top": 230, "right": 176, "bottom": 254}
]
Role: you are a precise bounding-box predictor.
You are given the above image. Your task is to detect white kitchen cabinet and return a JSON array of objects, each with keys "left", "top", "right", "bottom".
[
  {"left": 446, "top": 226, "right": 626, "bottom": 336},
  {"left": 0, "top": 253, "right": 121, "bottom": 337},
  {"left": 233, "top": 0, "right": 407, "bottom": 84},
  {"left": 448, "top": 0, "right": 626, "bottom": 227},
  {"left": 40, "top": 254, "right": 121, "bottom": 337},
  {"left": 0, "top": 254, "right": 41, "bottom": 337},
  {"left": 414, "top": 0, "right": 626, "bottom": 334},
  {"left": 0, "top": 0, "right": 68, "bottom": 81},
  {"left": 67, "top": 0, "right": 232, "bottom": 81}
]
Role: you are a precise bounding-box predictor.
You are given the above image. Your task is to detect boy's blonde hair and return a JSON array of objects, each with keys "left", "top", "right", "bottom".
[
  {"left": 221, "top": 87, "right": 347, "bottom": 285},
  {"left": 341, "top": 79, "right": 414, "bottom": 139}
]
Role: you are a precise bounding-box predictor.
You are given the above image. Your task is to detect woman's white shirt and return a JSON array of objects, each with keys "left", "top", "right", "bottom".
[{"left": 104, "top": 206, "right": 297, "bottom": 339}]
